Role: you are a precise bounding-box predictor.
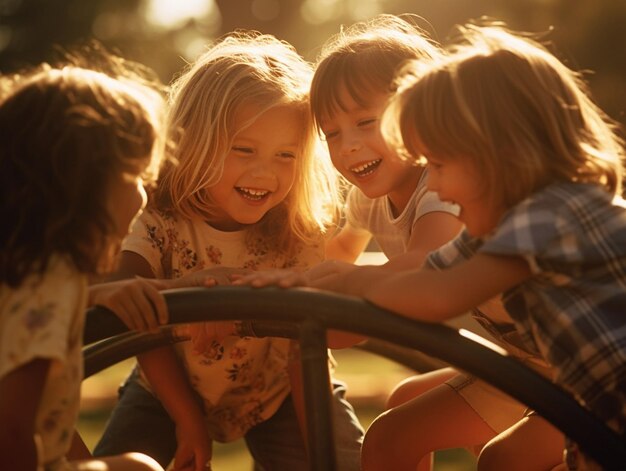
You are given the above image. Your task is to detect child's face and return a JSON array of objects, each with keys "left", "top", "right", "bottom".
[
  {"left": 107, "top": 169, "right": 148, "bottom": 239},
  {"left": 319, "top": 88, "right": 419, "bottom": 201},
  {"left": 425, "top": 154, "right": 503, "bottom": 237},
  {"left": 206, "top": 104, "right": 301, "bottom": 231}
]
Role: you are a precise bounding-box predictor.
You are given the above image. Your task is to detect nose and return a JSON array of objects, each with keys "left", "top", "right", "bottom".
[
  {"left": 340, "top": 132, "right": 362, "bottom": 156},
  {"left": 250, "top": 159, "right": 277, "bottom": 182}
]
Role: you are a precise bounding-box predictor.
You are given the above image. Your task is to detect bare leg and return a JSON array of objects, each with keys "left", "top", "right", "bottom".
[
  {"left": 362, "top": 381, "right": 495, "bottom": 471},
  {"left": 478, "top": 414, "right": 564, "bottom": 471},
  {"left": 386, "top": 367, "right": 458, "bottom": 409},
  {"left": 75, "top": 452, "right": 164, "bottom": 471}
]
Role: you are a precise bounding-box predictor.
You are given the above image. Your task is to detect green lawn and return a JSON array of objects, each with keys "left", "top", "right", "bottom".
[{"left": 79, "top": 348, "right": 476, "bottom": 470}]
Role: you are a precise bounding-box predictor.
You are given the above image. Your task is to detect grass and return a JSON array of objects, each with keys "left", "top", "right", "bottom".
[{"left": 79, "top": 348, "right": 476, "bottom": 470}]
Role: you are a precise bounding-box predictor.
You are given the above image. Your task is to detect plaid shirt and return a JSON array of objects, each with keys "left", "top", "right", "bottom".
[{"left": 428, "top": 182, "right": 626, "bottom": 432}]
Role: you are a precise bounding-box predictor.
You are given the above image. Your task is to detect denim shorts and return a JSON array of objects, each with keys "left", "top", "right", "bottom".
[{"left": 93, "top": 367, "right": 363, "bottom": 470}]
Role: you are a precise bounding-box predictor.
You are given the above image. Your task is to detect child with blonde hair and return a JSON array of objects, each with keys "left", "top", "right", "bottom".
[
  {"left": 239, "top": 21, "right": 626, "bottom": 471},
  {"left": 0, "top": 58, "right": 168, "bottom": 470},
  {"left": 93, "top": 32, "right": 363, "bottom": 471}
]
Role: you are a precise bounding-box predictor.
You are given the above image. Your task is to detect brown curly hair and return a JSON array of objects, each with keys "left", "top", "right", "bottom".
[{"left": 0, "top": 64, "right": 165, "bottom": 287}]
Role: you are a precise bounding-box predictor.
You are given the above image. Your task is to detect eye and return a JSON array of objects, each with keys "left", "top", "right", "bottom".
[
  {"left": 321, "top": 129, "right": 339, "bottom": 141},
  {"left": 277, "top": 151, "right": 296, "bottom": 160},
  {"left": 357, "top": 118, "right": 378, "bottom": 128},
  {"left": 232, "top": 146, "right": 254, "bottom": 155}
]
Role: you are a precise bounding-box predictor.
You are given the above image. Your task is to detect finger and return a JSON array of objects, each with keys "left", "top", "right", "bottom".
[
  {"left": 277, "top": 274, "right": 304, "bottom": 288},
  {"left": 250, "top": 276, "right": 276, "bottom": 287},
  {"left": 125, "top": 286, "right": 156, "bottom": 332},
  {"left": 203, "top": 278, "right": 218, "bottom": 287},
  {"left": 114, "top": 298, "right": 142, "bottom": 331},
  {"left": 112, "top": 309, "right": 135, "bottom": 331},
  {"left": 189, "top": 325, "right": 205, "bottom": 351},
  {"left": 142, "top": 281, "right": 169, "bottom": 326},
  {"left": 192, "top": 324, "right": 212, "bottom": 354},
  {"left": 231, "top": 275, "right": 256, "bottom": 286},
  {"left": 148, "top": 277, "right": 170, "bottom": 291}
]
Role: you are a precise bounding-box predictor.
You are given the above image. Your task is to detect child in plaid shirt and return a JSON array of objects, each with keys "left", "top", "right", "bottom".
[{"left": 237, "top": 21, "right": 626, "bottom": 471}]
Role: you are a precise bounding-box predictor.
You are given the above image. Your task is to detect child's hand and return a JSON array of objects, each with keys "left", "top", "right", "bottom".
[
  {"left": 171, "top": 267, "right": 252, "bottom": 289},
  {"left": 186, "top": 321, "right": 237, "bottom": 354},
  {"left": 232, "top": 261, "right": 356, "bottom": 289},
  {"left": 173, "top": 417, "right": 212, "bottom": 471},
  {"left": 304, "top": 260, "right": 355, "bottom": 285},
  {"left": 88, "top": 278, "right": 169, "bottom": 332},
  {"left": 232, "top": 268, "right": 307, "bottom": 288}
]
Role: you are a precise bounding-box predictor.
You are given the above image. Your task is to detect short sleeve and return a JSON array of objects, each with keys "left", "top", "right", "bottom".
[
  {"left": 479, "top": 192, "right": 574, "bottom": 274},
  {"left": 0, "top": 261, "right": 84, "bottom": 379},
  {"left": 427, "top": 229, "right": 482, "bottom": 271},
  {"left": 413, "top": 189, "right": 460, "bottom": 223},
  {"left": 122, "top": 208, "right": 171, "bottom": 278}
]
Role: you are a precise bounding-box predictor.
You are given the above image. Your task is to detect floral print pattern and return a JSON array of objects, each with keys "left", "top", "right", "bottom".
[
  {"left": 0, "top": 257, "right": 86, "bottom": 465},
  {"left": 122, "top": 208, "right": 323, "bottom": 440}
]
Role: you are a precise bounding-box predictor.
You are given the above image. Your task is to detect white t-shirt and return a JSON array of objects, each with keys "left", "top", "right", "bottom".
[
  {"left": 122, "top": 208, "right": 324, "bottom": 441},
  {"left": 0, "top": 256, "right": 87, "bottom": 468},
  {"left": 345, "top": 171, "right": 459, "bottom": 258}
]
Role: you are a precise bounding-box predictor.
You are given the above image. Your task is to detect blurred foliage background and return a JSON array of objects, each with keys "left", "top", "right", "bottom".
[{"left": 1, "top": 0, "right": 625, "bottom": 128}]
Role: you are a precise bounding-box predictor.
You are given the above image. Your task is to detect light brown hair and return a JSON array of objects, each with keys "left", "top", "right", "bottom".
[
  {"left": 385, "top": 21, "right": 624, "bottom": 210},
  {"left": 310, "top": 14, "right": 441, "bottom": 128}
]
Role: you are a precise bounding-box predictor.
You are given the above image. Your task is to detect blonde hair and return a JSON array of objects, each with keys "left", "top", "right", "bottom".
[
  {"left": 154, "top": 31, "right": 339, "bottom": 256},
  {"left": 385, "top": 21, "right": 624, "bottom": 210},
  {"left": 311, "top": 14, "right": 441, "bottom": 127}
]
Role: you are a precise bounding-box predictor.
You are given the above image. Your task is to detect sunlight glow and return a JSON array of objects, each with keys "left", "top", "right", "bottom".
[
  {"left": 345, "top": 0, "right": 383, "bottom": 21},
  {"left": 301, "top": 0, "right": 343, "bottom": 25},
  {"left": 251, "top": 0, "right": 280, "bottom": 22},
  {"left": 143, "top": 0, "right": 217, "bottom": 29},
  {"left": 459, "top": 328, "right": 508, "bottom": 355}
]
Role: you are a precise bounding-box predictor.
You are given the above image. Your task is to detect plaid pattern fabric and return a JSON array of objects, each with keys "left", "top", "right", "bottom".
[{"left": 428, "top": 182, "right": 626, "bottom": 433}]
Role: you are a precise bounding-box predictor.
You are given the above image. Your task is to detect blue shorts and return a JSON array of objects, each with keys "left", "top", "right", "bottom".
[{"left": 93, "top": 367, "right": 363, "bottom": 470}]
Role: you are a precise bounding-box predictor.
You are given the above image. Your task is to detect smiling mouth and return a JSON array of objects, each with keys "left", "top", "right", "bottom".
[
  {"left": 350, "top": 159, "right": 382, "bottom": 178},
  {"left": 236, "top": 187, "right": 270, "bottom": 201}
]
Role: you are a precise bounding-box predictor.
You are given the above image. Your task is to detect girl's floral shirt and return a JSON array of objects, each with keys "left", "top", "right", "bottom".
[
  {"left": 122, "top": 208, "right": 324, "bottom": 441},
  {"left": 0, "top": 256, "right": 87, "bottom": 466}
]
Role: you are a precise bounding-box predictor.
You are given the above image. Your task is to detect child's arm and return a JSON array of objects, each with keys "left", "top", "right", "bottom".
[
  {"left": 385, "top": 211, "right": 463, "bottom": 270},
  {"left": 117, "top": 251, "right": 212, "bottom": 471},
  {"left": 325, "top": 223, "right": 371, "bottom": 262},
  {"left": 0, "top": 359, "right": 50, "bottom": 471},
  {"left": 317, "top": 253, "right": 532, "bottom": 322},
  {"left": 138, "top": 347, "right": 211, "bottom": 471}
]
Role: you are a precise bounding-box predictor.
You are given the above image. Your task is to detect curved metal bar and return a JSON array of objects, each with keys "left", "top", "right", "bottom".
[
  {"left": 84, "top": 286, "right": 626, "bottom": 469},
  {"left": 83, "top": 330, "right": 177, "bottom": 378}
]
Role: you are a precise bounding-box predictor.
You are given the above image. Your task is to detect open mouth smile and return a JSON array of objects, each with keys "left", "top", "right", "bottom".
[
  {"left": 350, "top": 159, "right": 382, "bottom": 178},
  {"left": 236, "top": 187, "right": 270, "bottom": 201}
]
